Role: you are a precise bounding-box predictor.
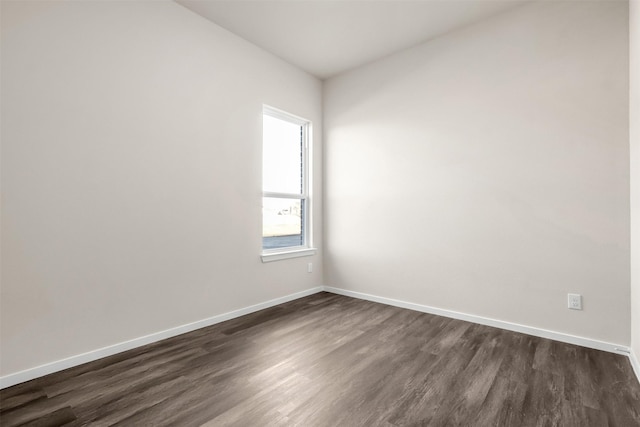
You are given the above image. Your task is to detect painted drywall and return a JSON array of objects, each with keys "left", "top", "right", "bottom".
[
  {"left": 0, "top": 0, "right": 323, "bottom": 377},
  {"left": 324, "top": 1, "right": 630, "bottom": 345},
  {"left": 631, "top": 0, "right": 640, "bottom": 373}
]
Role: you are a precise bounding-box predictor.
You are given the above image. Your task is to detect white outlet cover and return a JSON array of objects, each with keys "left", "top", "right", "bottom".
[{"left": 568, "top": 293, "right": 582, "bottom": 310}]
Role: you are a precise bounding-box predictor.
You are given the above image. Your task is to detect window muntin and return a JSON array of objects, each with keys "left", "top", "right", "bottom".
[{"left": 262, "top": 106, "right": 310, "bottom": 254}]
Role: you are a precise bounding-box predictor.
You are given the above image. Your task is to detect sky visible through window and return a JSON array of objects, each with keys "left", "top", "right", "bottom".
[{"left": 263, "top": 115, "right": 302, "bottom": 194}]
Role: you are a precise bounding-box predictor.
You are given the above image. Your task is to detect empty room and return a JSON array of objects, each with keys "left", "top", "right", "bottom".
[{"left": 1, "top": 0, "right": 639, "bottom": 425}]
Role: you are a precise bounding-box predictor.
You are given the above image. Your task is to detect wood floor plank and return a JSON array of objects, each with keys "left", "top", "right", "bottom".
[
  {"left": 1, "top": 292, "right": 639, "bottom": 426},
  {"left": 0, "top": 384, "right": 47, "bottom": 414},
  {"left": 18, "top": 406, "right": 77, "bottom": 427}
]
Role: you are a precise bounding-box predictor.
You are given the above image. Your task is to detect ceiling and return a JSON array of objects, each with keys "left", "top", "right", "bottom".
[{"left": 175, "top": 0, "right": 530, "bottom": 80}]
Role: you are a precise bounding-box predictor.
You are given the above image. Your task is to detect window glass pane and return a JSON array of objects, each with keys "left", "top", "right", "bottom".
[
  {"left": 263, "top": 115, "right": 303, "bottom": 194},
  {"left": 262, "top": 197, "right": 304, "bottom": 250}
]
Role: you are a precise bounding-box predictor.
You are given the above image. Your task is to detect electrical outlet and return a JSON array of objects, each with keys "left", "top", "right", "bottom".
[
  {"left": 307, "top": 263, "right": 313, "bottom": 273},
  {"left": 568, "top": 293, "right": 582, "bottom": 310}
]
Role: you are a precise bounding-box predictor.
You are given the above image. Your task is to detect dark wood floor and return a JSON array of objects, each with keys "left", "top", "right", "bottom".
[{"left": 1, "top": 292, "right": 639, "bottom": 426}]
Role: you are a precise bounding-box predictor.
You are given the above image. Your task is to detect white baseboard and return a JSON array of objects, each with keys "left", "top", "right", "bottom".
[
  {"left": 631, "top": 349, "right": 640, "bottom": 385},
  {"left": 2, "top": 285, "right": 635, "bottom": 390},
  {"left": 322, "top": 286, "right": 631, "bottom": 356},
  {"left": 0, "top": 287, "right": 324, "bottom": 390}
]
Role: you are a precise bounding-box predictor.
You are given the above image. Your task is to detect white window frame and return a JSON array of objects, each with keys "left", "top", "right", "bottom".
[{"left": 261, "top": 105, "right": 316, "bottom": 262}]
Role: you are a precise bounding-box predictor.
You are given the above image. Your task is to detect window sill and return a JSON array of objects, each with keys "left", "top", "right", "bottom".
[{"left": 261, "top": 248, "right": 317, "bottom": 263}]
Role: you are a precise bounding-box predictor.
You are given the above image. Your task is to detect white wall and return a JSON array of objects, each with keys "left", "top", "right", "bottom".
[
  {"left": 0, "top": 0, "right": 323, "bottom": 377},
  {"left": 631, "top": 0, "right": 640, "bottom": 372},
  {"left": 324, "top": 1, "right": 630, "bottom": 345}
]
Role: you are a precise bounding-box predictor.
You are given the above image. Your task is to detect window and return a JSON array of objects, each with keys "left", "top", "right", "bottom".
[{"left": 261, "top": 106, "right": 315, "bottom": 262}]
